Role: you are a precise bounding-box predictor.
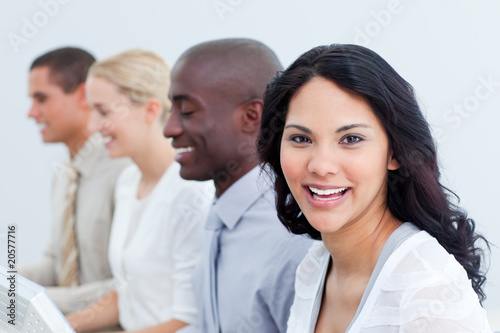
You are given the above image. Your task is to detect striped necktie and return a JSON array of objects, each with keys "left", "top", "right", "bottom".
[{"left": 58, "top": 163, "right": 79, "bottom": 287}]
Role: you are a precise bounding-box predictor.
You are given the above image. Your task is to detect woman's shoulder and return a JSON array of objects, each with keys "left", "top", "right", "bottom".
[
  {"left": 389, "top": 229, "right": 461, "bottom": 275},
  {"left": 381, "top": 230, "right": 470, "bottom": 293},
  {"left": 115, "top": 164, "right": 141, "bottom": 191},
  {"left": 161, "top": 162, "right": 214, "bottom": 192},
  {"left": 357, "top": 230, "right": 491, "bottom": 331},
  {"left": 150, "top": 162, "right": 214, "bottom": 210}
]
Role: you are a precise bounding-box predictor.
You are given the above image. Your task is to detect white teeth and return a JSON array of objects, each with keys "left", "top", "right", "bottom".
[
  {"left": 309, "top": 187, "right": 347, "bottom": 195},
  {"left": 175, "top": 147, "right": 194, "bottom": 154},
  {"left": 38, "top": 123, "right": 47, "bottom": 130},
  {"left": 312, "top": 193, "right": 344, "bottom": 201},
  {"left": 103, "top": 136, "right": 113, "bottom": 144}
]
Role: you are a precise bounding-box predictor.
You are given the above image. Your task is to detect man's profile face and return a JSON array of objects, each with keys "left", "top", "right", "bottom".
[
  {"left": 164, "top": 59, "right": 241, "bottom": 182},
  {"left": 28, "top": 66, "right": 83, "bottom": 144}
]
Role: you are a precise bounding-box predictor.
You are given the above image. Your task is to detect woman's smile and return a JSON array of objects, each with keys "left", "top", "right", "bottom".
[
  {"left": 280, "top": 77, "right": 399, "bottom": 235},
  {"left": 304, "top": 185, "right": 350, "bottom": 206}
]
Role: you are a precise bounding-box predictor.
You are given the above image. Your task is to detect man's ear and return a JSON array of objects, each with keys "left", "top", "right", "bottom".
[
  {"left": 144, "top": 98, "right": 162, "bottom": 124},
  {"left": 74, "top": 82, "right": 89, "bottom": 110},
  {"left": 238, "top": 99, "right": 263, "bottom": 134},
  {"left": 388, "top": 150, "right": 400, "bottom": 171}
]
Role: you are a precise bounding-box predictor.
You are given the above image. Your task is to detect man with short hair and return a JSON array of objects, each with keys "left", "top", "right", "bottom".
[
  {"left": 164, "top": 38, "right": 313, "bottom": 333},
  {"left": 20, "top": 47, "right": 130, "bottom": 314}
]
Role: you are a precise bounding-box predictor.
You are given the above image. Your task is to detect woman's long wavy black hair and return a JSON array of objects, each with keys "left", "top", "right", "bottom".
[{"left": 257, "top": 44, "right": 489, "bottom": 302}]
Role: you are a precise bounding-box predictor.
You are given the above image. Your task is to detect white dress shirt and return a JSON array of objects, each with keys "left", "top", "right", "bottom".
[{"left": 108, "top": 162, "right": 214, "bottom": 330}]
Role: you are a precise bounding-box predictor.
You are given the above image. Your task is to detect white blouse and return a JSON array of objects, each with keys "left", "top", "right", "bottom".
[
  {"left": 287, "top": 225, "right": 492, "bottom": 333},
  {"left": 108, "top": 163, "right": 214, "bottom": 331}
]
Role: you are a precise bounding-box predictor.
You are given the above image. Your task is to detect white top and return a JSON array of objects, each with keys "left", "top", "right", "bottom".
[
  {"left": 123, "top": 192, "right": 152, "bottom": 247},
  {"left": 108, "top": 163, "right": 214, "bottom": 331},
  {"left": 287, "top": 226, "right": 492, "bottom": 333}
]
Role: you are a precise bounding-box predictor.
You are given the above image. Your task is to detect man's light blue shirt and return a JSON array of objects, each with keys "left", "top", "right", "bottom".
[{"left": 179, "top": 166, "right": 314, "bottom": 333}]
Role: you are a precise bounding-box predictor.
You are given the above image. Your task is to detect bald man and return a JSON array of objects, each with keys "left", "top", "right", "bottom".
[{"left": 164, "top": 38, "right": 313, "bottom": 332}]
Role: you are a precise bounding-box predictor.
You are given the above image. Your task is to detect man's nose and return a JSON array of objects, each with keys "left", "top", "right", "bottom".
[{"left": 163, "top": 110, "right": 183, "bottom": 138}]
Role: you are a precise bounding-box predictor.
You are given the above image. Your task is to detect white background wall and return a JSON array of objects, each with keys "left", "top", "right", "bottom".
[{"left": 1, "top": 0, "right": 499, "bottom": 319}]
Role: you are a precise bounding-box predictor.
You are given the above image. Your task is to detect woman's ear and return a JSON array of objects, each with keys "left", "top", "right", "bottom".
[
  {"left": 144, "top": 98, "right": 162, "bottom": 123},
  {"left": 388, "top": 151, "right": 400, "bottom": 170}
]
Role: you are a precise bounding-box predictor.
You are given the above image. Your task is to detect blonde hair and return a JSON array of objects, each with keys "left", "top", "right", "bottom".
[{"left": 88, "top": 49, "right": 171, "bottom": 123}]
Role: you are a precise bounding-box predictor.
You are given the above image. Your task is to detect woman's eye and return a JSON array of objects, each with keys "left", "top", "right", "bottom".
[
  {"left": 96, "top": 109, "right": 108, "bottom": 117},
  {"left": 339, "top": 135, "right": 362, "bottom": 145},
  {"left": 289, "top": 135, "right": 311, "bottom": 144}
]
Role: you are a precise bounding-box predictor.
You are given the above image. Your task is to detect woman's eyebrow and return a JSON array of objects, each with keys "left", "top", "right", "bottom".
[
  {"left": 284, "top": 124, "right": 311, "bottom": 134},
  {"left": 284, "top": 123, "right": 371, "bottom": 134},
  {"left": 335, "top": 123, "right": 371, "bottom": 133}
]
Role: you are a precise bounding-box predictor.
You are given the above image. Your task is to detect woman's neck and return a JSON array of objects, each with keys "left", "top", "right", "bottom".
[
  {"left": 131, "top": 130, "right": 175, "bottom": 199},
  {"left": 321, "top": 206, "right": 401, "bottom": 279}
]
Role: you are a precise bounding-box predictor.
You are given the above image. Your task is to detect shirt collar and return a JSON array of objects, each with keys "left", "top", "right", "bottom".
[
  {"left": 213, "top": 165, "right": 274, "bottom": 230},
  {"left": 69, "top": 133, "right": 106, "bottom": 178}
]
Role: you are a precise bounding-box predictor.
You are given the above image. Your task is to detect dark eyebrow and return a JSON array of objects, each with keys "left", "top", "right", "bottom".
[
  {"left": 171, "top": 94, "right": 195, "bottom": 103},
  {"left": 336, "top": 123, "right": 371, "bottom": 133},
  {"left": 92, "top": 102, "right": 105, "bottom": 109},
  {"left": 285, "top": 123, "right": 371, "bottom": 134},
  {"left": 284, "top": 124, "right": 311, "bottom": 134},
  {"left": 32, "top": 92, "right": 46, "bottom": 99}
]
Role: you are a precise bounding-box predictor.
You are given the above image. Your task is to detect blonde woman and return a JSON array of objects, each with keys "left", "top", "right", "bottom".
[{"left": 66, "top": 50, "right": 213, "bottom": 333}]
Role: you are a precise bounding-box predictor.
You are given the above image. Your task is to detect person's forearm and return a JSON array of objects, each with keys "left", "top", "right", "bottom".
[
  {"left": 66, "top": 290, "right": 119, "bottom": 332},
  {"left": 130, "top": 319, "right": 188, "bottom": 333},
  {"left": 46, "top": 278, "right": 114, "bottom": 314}
]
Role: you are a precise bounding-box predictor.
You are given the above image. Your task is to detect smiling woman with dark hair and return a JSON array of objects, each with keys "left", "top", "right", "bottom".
[{"left": 257, "top": 44, "right": 492, "bottom": 332}]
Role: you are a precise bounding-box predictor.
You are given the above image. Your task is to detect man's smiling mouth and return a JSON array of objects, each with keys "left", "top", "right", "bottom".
[{"left": 175, "top": 147, "right": 194, "bottom": 154}]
